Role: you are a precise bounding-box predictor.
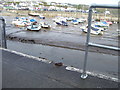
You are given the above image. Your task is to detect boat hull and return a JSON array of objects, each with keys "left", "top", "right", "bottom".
[{"left": 27, "top": 25, "right": 41, "bottom": 31}]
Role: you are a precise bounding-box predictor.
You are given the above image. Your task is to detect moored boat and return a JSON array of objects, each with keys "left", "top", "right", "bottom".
[
  {"left": 80, "top": 25, "right": 103, "bottom": 35},
  {"left": 71, "top": 19, "right": 79, "bottom": 25},
  {"left": 27, "top": 21, "right": 41, "bottom": 31},
  {"left": 12, "top": 17, "right": 31, "bottom": 27},
  {"left": 55, "top": 20, "right": 68, "bottom": 26},
  {"left": 106, "top": 21, "right": 113, "bottom": 25},
  {"left": 39, "top": 15, "right": 45, "bottom": 19},
  {"left": 40, "top": 22, "right": 51, "bottom": 28},
  {"left": 27, "top": 24, "right": 41, "bottom": 31},
  {"left": 94, "top": 22, "right": 109, "bottom": 30},
  {"left": 28, "top": 13, "right": 40, "bottom": 17}
]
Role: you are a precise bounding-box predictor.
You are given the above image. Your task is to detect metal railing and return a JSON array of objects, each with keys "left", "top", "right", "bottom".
[
  {"left": 0, "top": 17, "right": 7, "bottom": 49},
  {"left": 81, "top": 4, "right": 120, "bottom": 79}
]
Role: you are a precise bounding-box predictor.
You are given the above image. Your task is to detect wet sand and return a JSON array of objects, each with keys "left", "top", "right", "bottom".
[{"left": 2, "top": 15, "right": 119, "bottom": 56}]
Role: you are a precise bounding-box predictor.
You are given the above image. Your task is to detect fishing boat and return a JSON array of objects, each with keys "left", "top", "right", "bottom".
[{"left": 81, "top": 25, "right": 103, "bottom": 35}]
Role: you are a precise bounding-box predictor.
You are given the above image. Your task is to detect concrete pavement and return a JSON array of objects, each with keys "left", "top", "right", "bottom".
[{"left": 2, "top": 49, "right": 118, "bottom": 88}]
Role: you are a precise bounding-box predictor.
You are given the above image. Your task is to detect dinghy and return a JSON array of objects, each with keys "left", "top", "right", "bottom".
[
  {"left": 27, "top": 21, "right": 41, "bottom": 31},
  {"left": 27, "top": 24, "right": 41, "bottom": 31}
]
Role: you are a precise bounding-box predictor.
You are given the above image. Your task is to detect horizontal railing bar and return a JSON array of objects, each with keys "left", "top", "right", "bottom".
[
  {"left": 90, "top": 4, "right": 120, "bottom": 9},
  {"left": 0, "top": 17, "right": 4, "bottom": 20},
  {"left": 88, "top": 42, "right": 120, "bottom": 51}
]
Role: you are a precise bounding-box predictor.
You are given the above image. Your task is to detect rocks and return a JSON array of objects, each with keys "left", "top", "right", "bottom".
[{"left": 54, "top": 62, "right": 63, "bottom": 66}]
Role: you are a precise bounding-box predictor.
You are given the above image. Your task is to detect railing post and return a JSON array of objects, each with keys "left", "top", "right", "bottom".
[
  {"left": 81, "top": 7, "right": 93, "bottom": 79},
  {"left": 1, "top": 17, "right": 7, "bottom": 49}
]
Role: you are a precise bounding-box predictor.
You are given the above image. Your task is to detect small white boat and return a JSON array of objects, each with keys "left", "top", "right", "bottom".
[
  {"left": 28, "top": 13, "right": 40, "bottom": 17},
  {"left": 81, "top": 25, "right": 103, "bottom": 35},
  {"left": 55, "top": 20, "right": 68, "bottom": 26},
  {"left": 12, "top": 20, "right": 20, "bottom": 25},
  {"left": 15, "top": 21, "right": 27, "bottom": 27},
  {"left": 95, "top": 22, "right": 109, "bottom": 29},
  {"left": 67, "top": 17, "right": 75, "bottom": 21},
  {"left": 27, "top": 24, "right": 41, "bottom": 31},
  {"left": 40, "top": 22, "right": 51, "bottom": 28},
  {"left": 12, "top": 17, "right": 20, "bottom": 25},
  {"left": 53, "top": 17, "right": 67, "bottom": 22},
  {"left": 76, "top": 18, "right": 86, "bottom": 23},
  {"left": 12, "top": 17, "right": 31, "bottom": 27},
  {"left": 39, "top": 15, "right": 45, "bottom": 19}
]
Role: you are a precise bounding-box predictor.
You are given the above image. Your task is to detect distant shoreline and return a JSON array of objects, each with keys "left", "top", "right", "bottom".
[{"left": 1, "top": 9, "right": 118, "bottom": 22}]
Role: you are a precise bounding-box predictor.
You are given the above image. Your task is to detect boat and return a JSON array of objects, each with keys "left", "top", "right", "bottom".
[
  {"left": 40, "top": 22, "right": 51, "bottom": 28},
  {"left": 55, "top": 20, "right": 68, "bottom": 26},
  {"left": 15, "top": 21, "right": 27, "bottom": 27},
  {"left": 67, "top": 17, "right": 75, "bottom": 21},
  {"left": 29, "top": 19, "right": 37, "bottom": 22},
  {"left": 94, "top": 22, "right": 109, "bottom": 30},
  {"left": 12, "top": 18, "right": 20, "bottom": 25},
  {"left": 89, "top": 24, "right": 105, "bottom": 31},
  {"left": 71, "top": 19, "right": 79, "bottom": 25},
  {"left": 12, "top": 17, "right": 31, "bottom": 27},
  {"left": 27, "top": 24, "right": 41, "bottom": 31},
  {"left": 39, "top": 15, "right": 45, "bottom": 19},
  {"left": 106, "top": 21, "right": 113, "bottom": 25},
  {"left": 76, "top": 18, "right": 86, "bottom": 23},
  {"left": 81, "top": 25, "right": 103, "bottom": 35},
  {"left": 27, "top": 21, "right": 41, "bottom": 31},
  {"left": 28, "top": 13, "right": 40, "bottom": 17},
  {"left": 53, "top": 16, "right": 67, "bottom": 22}
]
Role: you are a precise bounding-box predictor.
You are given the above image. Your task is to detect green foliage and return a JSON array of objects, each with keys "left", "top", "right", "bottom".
[
  {"left": 33, "top": 5, "right": 39, "bottom": 7},
  {"left": 41, "top": 1, "right": 47, "bottom": 5},
  {"left": 73, "top": 4, "right": 89, "bottom": 10},
  {"left": 56, "top": 5, "right": 68, "bottom": 9},
  {"left": 15, "top": 2, "right": 20, "bottom": 5},
  {"left": 7, "top": 2, "right": 13, "bottom": 4}
]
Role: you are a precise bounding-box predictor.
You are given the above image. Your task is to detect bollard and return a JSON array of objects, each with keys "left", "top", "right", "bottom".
[{"left": 0, "top": 17, "right": 7, "bottom": 49}]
